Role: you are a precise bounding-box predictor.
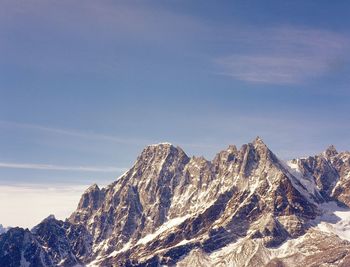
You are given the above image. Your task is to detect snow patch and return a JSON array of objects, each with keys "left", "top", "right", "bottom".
[
  {"left": 314, "top": 202, "right": 350, "bottom": 241},
  {"left": 108, "top": 240, "right": 132, "bottom": 257},
  {"left": 283, "top": 159, "right": 319, "bottom": 204},
  {"left": 209, "top": 237, "right": 246, "bottom": 259},
  {"left": 136, "top": 215, "right": 190, "bottom": 245}
]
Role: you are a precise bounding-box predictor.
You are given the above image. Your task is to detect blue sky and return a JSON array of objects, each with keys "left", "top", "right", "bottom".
[{"left": 0, "top": 1, "right": 350, "bottom": 193}]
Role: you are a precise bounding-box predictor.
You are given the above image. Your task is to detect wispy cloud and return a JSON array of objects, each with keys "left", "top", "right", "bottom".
[
  {"left": 0, "top": 120, "right": 218, "bottom": 150},
  {"left": 216, "top": 27, "right": 349, "bottom": 84},
  {"left": 0, "top": 162, "right": 125, "bottom": 172},
  {"left": 0, "top": 120, "right": 152, "bottom": 145},
  {"left": 216, "top": 55, "right": 329, "bottom": 84}
]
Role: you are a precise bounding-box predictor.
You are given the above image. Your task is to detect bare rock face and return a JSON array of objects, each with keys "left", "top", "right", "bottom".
[
  {"left": 296, "top": 149, "right": 340, "bottom": 199},
  {"left": 0, "top": 227, "right": 53, "bottom": 267},
  {"left": 32, "top": 215, "right": 92, "bottom": 266},
  {"left": 291, "top": 146, "right": 350, "bottom": 205},
  {"left": 73, "top": 184, "right": 105, "bottom": 222},
  {"left": 251, "top": 214, "right": 289, "bottom": 247},
  {"left": 330, "top": 150, "right": 350, "bottom": 206},
  {"left": 69, "top": 138, "right": 322, "bottom": 266},
  {"left": 2, "top": 139, "right": 350, "bottom": 267},
  {"left": 0, "top": 216, "right": 92, "bottom": 267}
]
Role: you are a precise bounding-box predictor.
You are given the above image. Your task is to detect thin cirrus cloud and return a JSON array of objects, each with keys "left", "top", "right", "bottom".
[
  {"left": 0, "top": 162, "right": 126, "bottom": 173},
  {"left": 0, "top": 120, "right": 217, "bottom": 149},
  {"left": 0, "top": 120, "right": 152, "bottom": 145},
  {"left": 215, "top": 27, "right": 349, "bottom": 84},
  {"left": 216, "top": 55, "right": 328, "bottom": 84}
]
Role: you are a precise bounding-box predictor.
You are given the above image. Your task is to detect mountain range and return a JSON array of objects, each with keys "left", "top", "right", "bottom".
[{"left": 1, "top": 137, "right": 350, "bottom": 267}]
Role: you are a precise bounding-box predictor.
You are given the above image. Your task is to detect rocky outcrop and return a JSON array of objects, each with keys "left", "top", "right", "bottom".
[
  {"left": 32, "top": 215, "right": 92, "bottom": 266},
  {"left": 0, "top": 216, "right": 91, "bottom": 267},
  {"left": 289, "top": 146, "right": 350, "bottom": 205},
  {"left": 0, "top": 227, "right": 53, "bottom": 267}
]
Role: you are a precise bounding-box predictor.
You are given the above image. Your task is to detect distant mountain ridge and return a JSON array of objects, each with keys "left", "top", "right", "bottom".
[{"left": 1, "top": 138, "right": 350, "bottom": 267}]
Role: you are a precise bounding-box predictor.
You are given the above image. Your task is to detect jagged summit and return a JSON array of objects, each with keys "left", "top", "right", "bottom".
[
  {"left": 251, "top": 136, "right": 270, "bottom": 151},
  {"left": 148, "top": 142, "right": 173, "bottom": 146},
  {"left": 31, "top": 214, "right": 56, "bottom": 233},
  {"left": 2, "top": 140, "right": 350, "bottom": 267},
  {"left": 140, "top": 142, "right": 186, "bottom": 155},
  {"left": 226, "top": 144, "right": 238, "bottom": 152},
  {"left": 137, "top": 142, "right": 189, "bottom": 169},
  {"left": 45, "top": 214, "right": 56, "bottom": 220},
  {"left": 142, "top": 142, "right": 178, "bottom": 154},
  {"left": 252, "top": 135, "right": 264, "bottom": 144},
  {"left": 324, "top": 144, "right": 338, "bottom": 158},
  {"left": 33, "top": 214, "right": 56, "bottom": 226},
  {"left": 85, "top": 183, "right": 100, "bottom": 192}
]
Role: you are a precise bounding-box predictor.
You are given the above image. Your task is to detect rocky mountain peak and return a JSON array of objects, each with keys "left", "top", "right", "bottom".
[
  {"left": 252, "top": 135, "right": 265, "bottom": 145},
  {"left": 86, "top": 183, "right": 100, "bottom": 192},
  {"left": 227, "top": 144, "right": 238, "bottom": 153},
  {"left": 242, "top": 136, "right": 277, "bottom": 166},
  {"left": 324, "top": 145, "right": 338, "bottom": 158},
  {"left": 31, "top": 215, "right": 57, "bottom": 234},
  {"left": 79, "top": 184, "right": 103, "bottom": 209},
  {"left": 137, "top": 142, "right": 189, "bottom": 165},
  {"left": 40, "top": 214, "right": 56, "bottom": 224},
  {"left": 143, "top": 142, "right": 174, "bottom": 151},
  {"left": 213, "top": 145, "right": 237, "bottom": 164},
  {"left": 251, "top": 136, "right": 271, "bottom": 155}
]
